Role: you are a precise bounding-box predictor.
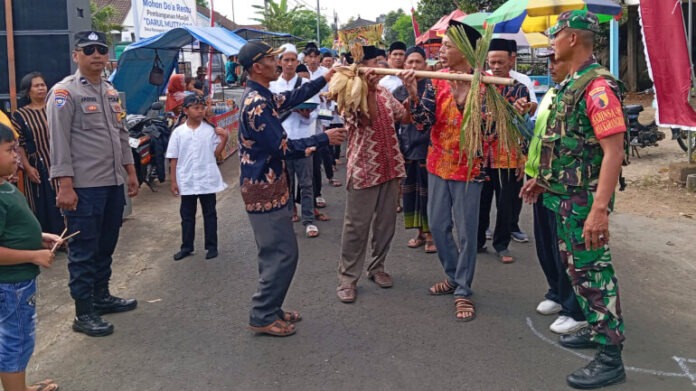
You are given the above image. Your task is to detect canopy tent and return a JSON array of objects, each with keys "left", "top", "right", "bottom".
[
  {"left": 233, "top": 28, "right": 304, "bottom": 45},
  {"left": 113, "top": 26, "right": 246, "bottom": 115},
  {"left": 416, "top": 9, "right": 466, "bottom": 45}
]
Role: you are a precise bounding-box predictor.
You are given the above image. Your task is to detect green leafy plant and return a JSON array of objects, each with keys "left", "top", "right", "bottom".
[{"left": 447, "top": 23, "right": 525, "bottom": 173}]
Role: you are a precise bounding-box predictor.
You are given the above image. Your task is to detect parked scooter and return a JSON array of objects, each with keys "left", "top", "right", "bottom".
[
  {"left": 624, "top": 104, "right": 665, "bottom": 157},
  {"left": 126, "top": 102, "right": 171, "bottom": 191}
]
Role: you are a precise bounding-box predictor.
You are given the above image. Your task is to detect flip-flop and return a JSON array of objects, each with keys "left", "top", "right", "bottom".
[
  {"left": 424, "top": 240, "right": 437, "bottom": 253},
  {"left": 31, "top": 379, "right": 60, "bottom": 391},
  {"left": 249, "top": 319, "right": 296, "bottom": 337},
  {"left": 496, "top": 250, "right": 515, "bottom": 264},
  {"left": 407, "top": 237, "right": 425, "bottom": 248},
  {"left": 314, "top": 212, "right": 330, "bottom": 221}
]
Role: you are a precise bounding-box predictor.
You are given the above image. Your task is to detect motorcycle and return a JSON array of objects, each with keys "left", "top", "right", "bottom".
[
  {"left": 126, "top": 102, "right": 171, "bottom": 191},
  {"left": 671, "top": 127, "right": 696, "bottom": 158},
  {"left": 624, "top": 104, "right": 665, "bottom": 158}
]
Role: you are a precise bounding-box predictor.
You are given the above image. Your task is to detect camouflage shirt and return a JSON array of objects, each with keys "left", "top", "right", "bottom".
[{"left": 537, "top": 60, "right": 626, "bottom": 195}]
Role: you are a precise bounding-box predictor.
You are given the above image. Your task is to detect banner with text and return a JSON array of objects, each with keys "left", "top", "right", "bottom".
[{"left": 132, "top": 0, "right": 198, "bottom": 40}]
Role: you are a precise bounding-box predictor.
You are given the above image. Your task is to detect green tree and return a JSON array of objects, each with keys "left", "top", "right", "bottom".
[
  {"left": 416, "top": 0, "right": 456, "bottom": 31},
  {"left": 196, "top": 0, "right": 208, "bottom": 7},
  {"left": 383, "top": 9, "right": 406, "bottom": 44},
  {"left": 415, "top": 0, "right": 507, "bottom": 30},
  {"left": 90, "top": 0, "right": 122, "bottom": 45},
  {"left": 391, "top": 14, "right": 416, "bottom": 47},
  {"left": 252, "top": 0, "right": 302, "bottom": 33},
  {"left": 289, "top": 10, "right": 333, "bottom": 46}
]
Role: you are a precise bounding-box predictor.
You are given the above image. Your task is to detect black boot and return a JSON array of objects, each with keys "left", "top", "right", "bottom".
[
  {"left": 93, "top": 286, "right": 138, "bottom": 315},
  {"left": 560, "top": 327, "right": 599, "bottom": 349},
  {"left": 72, "top": 299, "right": 114, "bottom": 337},
  {"left": 567, "top": 344, "right": 626, "bottom": 389}
]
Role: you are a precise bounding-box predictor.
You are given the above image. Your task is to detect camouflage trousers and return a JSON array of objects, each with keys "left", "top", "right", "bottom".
[{"left": 543, "top": 191, "right": 625, "bottom": 346}]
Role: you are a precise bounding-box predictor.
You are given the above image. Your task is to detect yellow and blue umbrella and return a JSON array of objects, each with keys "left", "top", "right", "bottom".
[{"left": 485, "top": 0, "right": 623, "bottom": 34}]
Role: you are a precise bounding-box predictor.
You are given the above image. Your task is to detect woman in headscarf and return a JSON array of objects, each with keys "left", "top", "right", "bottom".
[
  {"left": 11, "top": 72, "right": 63, "bottom": 234},
  {"left": 165, "top": 73, "right": 188, "bottom": 115}
]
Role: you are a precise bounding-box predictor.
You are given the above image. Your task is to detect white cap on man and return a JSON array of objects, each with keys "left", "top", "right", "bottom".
[{"left": 279, "top": 43, "right": 298, "bottom": 58}]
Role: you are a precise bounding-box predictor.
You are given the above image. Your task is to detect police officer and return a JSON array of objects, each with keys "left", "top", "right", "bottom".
[
  {"left": 521, "top": 11, "right": 627, "bottom": 389},
  {"left": 48, "top": 31, "right": 138, "bottom": 337}
]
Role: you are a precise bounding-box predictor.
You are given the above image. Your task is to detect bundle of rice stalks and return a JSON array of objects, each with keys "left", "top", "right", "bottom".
[
  {"left": 447, "top": 23, "right": 526, "bottom": 174},
  {"left": 325, "top": 43, "right": 369, "bottom": 121}
]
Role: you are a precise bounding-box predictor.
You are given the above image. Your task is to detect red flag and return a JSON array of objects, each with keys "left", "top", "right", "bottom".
[
  {"left": 640, "top": 0, "right": 696, "bottom": 130},
  {"left": 411, "top": 7, "right": 421, "bottom": 40}
]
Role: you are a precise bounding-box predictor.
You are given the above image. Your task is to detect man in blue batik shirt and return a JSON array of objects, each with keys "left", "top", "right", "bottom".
[{"left": 237, "top": 41, "right": 346, "bottom": 337}]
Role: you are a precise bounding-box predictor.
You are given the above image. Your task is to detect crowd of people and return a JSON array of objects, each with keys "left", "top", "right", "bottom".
[
  {"left": 237, "top": 9, "right": 627, "bottom": 390},
  {"left": 0, "top": 10, "right": 629, "bottom": 390}
]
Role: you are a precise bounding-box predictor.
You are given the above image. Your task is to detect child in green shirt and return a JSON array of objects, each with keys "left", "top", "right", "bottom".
[{"left": 0, "top": 123, "right": 62, "bottom": 391}]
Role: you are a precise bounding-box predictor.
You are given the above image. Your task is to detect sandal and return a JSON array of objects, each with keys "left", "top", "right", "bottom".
[
  {"left": 314, "top": 212, "right": 330, "bottom": 221},
  {"left": 496, "top": 249, "right": 515, "bottom": 264},
  {"left": 329, "top": 178, "right": 342, "bottom": 187},
  {"left": 337, "top": 286, "right": 356, "bottom": 303},
  {"left": 315, "top": 196, "right": 327, "bottom": 208},
  {"left": 306, "top": 224, "right": 319, "bottom": 238},
  {"left": 407, "top": 236, "right": 425, "bottom": 248},
  {"left": 249, "top": 319, "right": 296, "bottom": 337},
  {"left": 424, "top": 240, "right": 437, "bottom": 253},
  {"left": 428, "top": 279, "right": 456, "bottom": 295},
  {"left": 283, "top": 310, "right": 302, "bottom": 323},
  {"left": 30, "top": 379, "right": 59, "bottom": 391},
  {"left": 454, "top": 297, "right": 476, "bottom": 322}
]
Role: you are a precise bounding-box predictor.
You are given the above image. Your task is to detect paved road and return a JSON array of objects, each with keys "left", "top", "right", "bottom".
[{"left": 28, "top": 153, "right": 696, "bottom": 390}]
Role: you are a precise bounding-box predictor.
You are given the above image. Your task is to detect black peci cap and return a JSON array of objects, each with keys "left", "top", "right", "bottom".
[
  {"left": 508, "top": 39, "right": 518, "bottom": 54},
  {"left": 362, "top": 46, "right": 380, "bottom": 61},
  {"left": 238, "top": 41, "right": 284, "bottom": 69},
  {"left": 405, "top": 46, "right": 426, "bottom": 59},
  {"left": 489, "top": 38, "right": 511, "bottom": 53},
  {"left": 74, "top": 31, "right": 108, "bottom": 48},
  {"left": 448, "top": 19, "right": 482, "bottom": 49}
]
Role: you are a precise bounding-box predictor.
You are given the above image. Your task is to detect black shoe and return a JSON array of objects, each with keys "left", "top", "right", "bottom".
[
  {"left": 560, "top": 327, "right": 599, "bottom": 349},
  {"left": 94, "top": 294, "right": 138, "bottom": 315},
  {"left": 205, "top": 249, "right": 218, "bottom": 260},
  {"left": 567, "top": 345, "right": 626, "bottom": 389},
  {"left": 72, "top": 313, "right": 114, "bottom": 337},
  {"left": 173, "top": 250, "right": 192, "bottom": 261},
  {"left": 477, "top": 246, "right": 487, "bottom": 254}
]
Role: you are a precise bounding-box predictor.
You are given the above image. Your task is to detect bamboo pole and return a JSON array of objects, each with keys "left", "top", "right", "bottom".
[
  {"left": 355, "top": 67, "right": 515, "bottom": 86},
  {"left": 4, "top": 0, "right": 17, "bottom": 112}
]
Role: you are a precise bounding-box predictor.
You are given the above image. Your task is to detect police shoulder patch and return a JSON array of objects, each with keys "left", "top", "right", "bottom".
[{"left": 54, "top": 89, "right": 70, "bottom": 108}]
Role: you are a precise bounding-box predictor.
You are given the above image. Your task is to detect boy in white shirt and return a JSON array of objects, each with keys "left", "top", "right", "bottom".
[{"left": 166, "top": 94, "right": 228, "bottom": 261}]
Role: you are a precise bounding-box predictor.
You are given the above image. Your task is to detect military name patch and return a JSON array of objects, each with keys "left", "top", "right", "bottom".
[
  {"left": 54, "top": 89, "right": 70, "bottom": 108},
  {"left": 589, "top": 86, "right": 609, "bottom": 109}
]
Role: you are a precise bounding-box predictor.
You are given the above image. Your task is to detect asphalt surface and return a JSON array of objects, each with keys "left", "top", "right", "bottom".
[{"left": 24, "top": 150, "right": 696, "bottom": 391}]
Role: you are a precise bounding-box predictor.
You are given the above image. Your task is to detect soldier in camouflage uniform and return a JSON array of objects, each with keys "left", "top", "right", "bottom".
[{"left": 520, "top": 10, "right": 627, "bottom": 389}]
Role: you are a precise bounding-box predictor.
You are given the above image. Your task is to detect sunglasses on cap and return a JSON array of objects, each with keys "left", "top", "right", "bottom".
[
  {"left": 183, "top": 95, "right": 207, "bottom": 107},
  {"left": 78, "top": 45, "right": 109, "bottom": 56}
]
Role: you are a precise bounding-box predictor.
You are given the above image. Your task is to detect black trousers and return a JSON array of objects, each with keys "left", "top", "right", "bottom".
[
  {"left": 511, "top": 193, "right": 523, "bottom": 233},
  {"left": 180, "top": 193, "right": 217, "bottom": 253},
  {"left": 533, "top": 198, "right": 585, "bottom": 320},
  {"left": 477, "top": 168, "right": 522, "bottom": 252}
]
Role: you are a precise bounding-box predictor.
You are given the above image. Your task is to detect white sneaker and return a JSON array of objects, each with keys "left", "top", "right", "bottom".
[
  {"left": 536, "top": 299, "right": 562, "bottom": 315},
  {"left": 550, "top": 316, "right": 588, "bottom": 334}
]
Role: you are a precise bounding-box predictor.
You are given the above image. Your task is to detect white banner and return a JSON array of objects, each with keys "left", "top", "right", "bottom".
[{"left": 132, "top": 0, "right": 198, "bottom": 40}]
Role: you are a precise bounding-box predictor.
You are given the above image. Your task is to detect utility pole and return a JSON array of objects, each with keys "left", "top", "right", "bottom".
[
  {"left": 231, "top": 0, "right": 235, "bottom": 24},
  {"left": 316, "top": 0, "right": 321, "bottom": 44}
]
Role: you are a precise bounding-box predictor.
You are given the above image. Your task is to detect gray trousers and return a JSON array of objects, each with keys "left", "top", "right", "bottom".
[
  {"left": 338, "top": 179, "right": 399, "bottom": 287},
  {"left": 247, "top": 207, "right": 299, "bottom": 327},
  {"left": 286, "top": 156, "right": 314, "bottom": 225},
  {"left": 427, "top": 174, "right": 482, "bottom": 297}
]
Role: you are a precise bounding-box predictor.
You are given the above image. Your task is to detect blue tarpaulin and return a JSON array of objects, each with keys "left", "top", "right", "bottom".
[{"left": 113, "top": 26, "right": 246, "bottom": 114}]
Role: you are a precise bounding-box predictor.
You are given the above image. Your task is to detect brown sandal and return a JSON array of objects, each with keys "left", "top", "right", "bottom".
[
  {"left": 249, "top": 319, "right": 296, "bottom": 337},
  {"left": 428, "top": 279, "right": 456, "bottom": 295},
  {"left": 283, "top": 311, "right": 302, "bottom": 323},
  {"left": 454, "top": 297, "right": 476, "bottom": 322},
  {"left": 31, "top": 379, "right": 59, "bottom": 391},
  {"left": 424, "top": 240, "right": 437, "bottom": 253}
]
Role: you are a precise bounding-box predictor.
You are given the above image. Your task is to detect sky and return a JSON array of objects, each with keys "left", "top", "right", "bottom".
[{"left": 211, "top": 0, "right": 414, "bottom": 27}]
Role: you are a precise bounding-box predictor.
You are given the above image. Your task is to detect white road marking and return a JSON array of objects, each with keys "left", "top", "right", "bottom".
[{"left": 526, "top": 317, "right": 695, "bottom": 387}]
